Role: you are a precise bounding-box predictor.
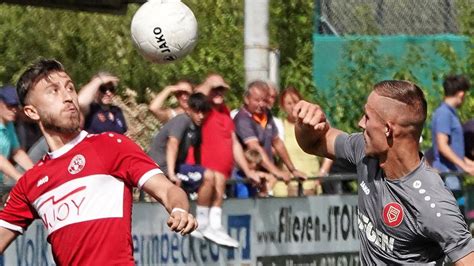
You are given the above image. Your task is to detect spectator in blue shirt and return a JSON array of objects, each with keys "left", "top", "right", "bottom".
[
  {"left": 78, "top": 73, "right": 127, "bottom": 134},
  {"left": 0, "top": 85, "right": 33, "bottom": 183},
  {"left": 431, "top": 75, "right": 474, "bottom": 201}
]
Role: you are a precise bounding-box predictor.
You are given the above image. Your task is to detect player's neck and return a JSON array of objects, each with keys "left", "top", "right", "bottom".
[
  {"left": 380, "top": 144, "right": 421, "bottom": 180},
  {"left": 42, "top": 129, "right": 82, "bottom": 152}
]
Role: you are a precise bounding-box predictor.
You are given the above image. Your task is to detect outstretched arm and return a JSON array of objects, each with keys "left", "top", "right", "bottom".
[
  {"left": 0, "top": 227, "right": 19, "bottom": 254},
  {"left": 141, "top": 173, "right": 197, "bottom": 235},
  {"left": 293, "top": 100, "right": 344, "bottom": 159}
]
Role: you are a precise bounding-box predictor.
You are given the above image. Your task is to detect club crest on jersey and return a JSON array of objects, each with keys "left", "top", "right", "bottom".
[
  {"left": 68, "top": 154, "right": 86, "bottom": 174},
  {"left": 383, "top": 202, "right": 403, "bottom": 227}
]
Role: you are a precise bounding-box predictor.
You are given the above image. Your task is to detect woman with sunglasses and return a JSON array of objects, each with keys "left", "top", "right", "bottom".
[{"left": 78, "top": 72, "right": 128, "bottom": 134}]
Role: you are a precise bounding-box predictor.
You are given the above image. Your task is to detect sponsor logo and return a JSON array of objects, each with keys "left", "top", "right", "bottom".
[
  {"left": 32, "top": 175, "right": 124, "bottom": 234},
  {"left": 360, "top": 181, "right": 370, "bottom": 195},
  {"left": 358, "top": 212, "right": 395, "bottom": 252},
  {"left": 68, "top": 154, "right": 86, "bottom": 174},
  {"left": 382, "top": 203, "right": 403, "bottom": 227},
  {"left": 37, "top": 176, "right": 49, "bottom": 187}
]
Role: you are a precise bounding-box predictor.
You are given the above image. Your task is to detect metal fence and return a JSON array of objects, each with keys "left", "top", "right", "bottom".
[{"left": 315, "top": 0, "right": 463, "bottom": 35}]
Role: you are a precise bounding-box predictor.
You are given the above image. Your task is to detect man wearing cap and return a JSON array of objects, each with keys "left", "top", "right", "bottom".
[{"left": 0, "top": 85, "right": 33, "bottom": 183}]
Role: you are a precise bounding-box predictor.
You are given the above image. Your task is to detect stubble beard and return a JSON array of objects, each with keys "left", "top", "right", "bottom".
[{"left": 40, "top": 111, "right": 81, "bottom": 134}]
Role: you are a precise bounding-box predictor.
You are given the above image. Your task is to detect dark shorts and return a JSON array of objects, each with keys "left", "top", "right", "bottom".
[{"left": 176, "top": 164, "right": 205, "bottom": 193}]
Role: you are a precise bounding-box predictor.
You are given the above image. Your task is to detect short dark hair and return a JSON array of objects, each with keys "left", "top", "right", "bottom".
[
  {"left": 16, "top": 59, "right": 65, "bottom": 106},
  {"left": 373, "top": 80, "right": 427, "bottom": 138},
  {"left": 443, "top": 75, "right": 470, "bottom": 96},
  {"left": 188, "top": 92, "right": 211, "bottom": 113}
]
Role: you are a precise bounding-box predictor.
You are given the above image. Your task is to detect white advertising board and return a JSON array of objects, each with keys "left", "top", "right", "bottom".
[{"left": 2, "top": 195, "right": 360, "bottom": 265}]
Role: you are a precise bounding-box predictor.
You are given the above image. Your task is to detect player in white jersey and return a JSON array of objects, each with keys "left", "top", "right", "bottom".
[
  {"left": 293, "top": 80, "right": 474, "bottom": 265},
  {"left": 0, "top": 59, "right": 197, "bottom": 265}
]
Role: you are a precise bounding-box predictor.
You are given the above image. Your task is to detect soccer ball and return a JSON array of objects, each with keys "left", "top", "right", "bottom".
[{"left": 130, "top": 0, "right": 198, "bottom": 64}]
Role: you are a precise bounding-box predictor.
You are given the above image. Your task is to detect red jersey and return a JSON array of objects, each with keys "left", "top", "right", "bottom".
[
  {"left": 0, "top": 131, "right": 162, "bottom": 265},
  {"left": 201, "top": 105, "right": 235, "bottom": 178}
]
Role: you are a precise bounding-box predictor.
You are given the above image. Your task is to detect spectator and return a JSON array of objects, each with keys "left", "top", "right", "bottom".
[
  {"left": 234, "top": 80, "right": 307, "bottom": 185},
  {"left": 14, "top": 106, "right": 41, "bottom": 151},
  {"left": 233, "top": 149, "right": 277, "bottom": 198},
  {"left": 266, "top": 81, "right": 284, "bottom": 140},
  {"left": 431, "top": 75, "right": 474, "bottom": 203},
  {"left": 196, "top": 73, "right": 262, "bottom": 180},
  {"left": 0, "top": 85, "right": 33, "bottom": 183},
  {"left": 78, "top": 72, "right": 127, "bottom": 134},
  {"left": 148, "top": 92, "right": 239, "bottom": 248},
  {"left": 279, "top": 86, "right": 331, "bottom": 195},
  {"left": 464, "top": 119, "right": 474, "bottom": 161},
  {"left": 148, "top": 80, "right": 193, "bottom": 125}
]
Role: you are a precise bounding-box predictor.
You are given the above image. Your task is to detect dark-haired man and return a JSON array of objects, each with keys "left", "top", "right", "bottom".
[
  {"left": 0, "top": 59, "right": 196, "bottom": 265},
  {"left": 294, "top": 80, "right": 474, "bottom": 264},
  {"left": 431, "top": 75, "right": 474, "bottom": 200}
]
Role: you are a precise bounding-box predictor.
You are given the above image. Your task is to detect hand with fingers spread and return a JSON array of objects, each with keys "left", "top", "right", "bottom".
[{"left": 167, "top": 208, "right": 198, "bottom": 236}]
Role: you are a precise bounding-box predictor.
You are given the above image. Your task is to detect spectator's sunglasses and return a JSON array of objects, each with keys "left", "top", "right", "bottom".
[{"left": 99, "top": 84, "right": 116, "bottom": 94}]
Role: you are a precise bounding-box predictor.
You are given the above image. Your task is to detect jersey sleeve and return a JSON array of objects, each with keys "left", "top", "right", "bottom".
[
  {"left": 417, "top": 181, "right": 474, "bottom": 262},
  {"left": 234, "top": 114, "right": 258, "bottom": 143},
  {"left": 98, "top": 133, "right": 163, "bottom": 189},
  {"left": 0, "top": 178, "right": 37, "bottom": 234},
  {"left": 168, "top": 115, "right": 191, "bottom": 140},
  {"left": 334, "top": 132, "right": 366, "bottom": 165}
]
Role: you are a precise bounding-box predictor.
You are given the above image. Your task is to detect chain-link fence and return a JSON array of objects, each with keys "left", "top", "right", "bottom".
[{"left": 315, "top": 0, "right": 465, "bottom": 35}]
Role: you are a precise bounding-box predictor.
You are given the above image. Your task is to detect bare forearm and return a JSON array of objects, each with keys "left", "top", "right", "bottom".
[
  {"left": 273, "top": 139, "right": 295, "bottom": 171},
  {"left": 78, "top": 76, "right": 102, "bottom": 114},
  {"left": 438, "top": 141, "right": 468, "bottom": 170},
  {"left": 0, "top": 155, "right": 22, "bottom": 180},
  {"left": 12, "top": 149, "right": 34, "bottom": 171},
  {"left": 149, "top": 87, "right": 173, "bottom": 119},
  {"left": 0, "top": 227, "right": 19, "bottom": 254},
  {"left": 142, "top": 174, "right": 189, "bottom": 213},
  {"left": 232, "top": 135, "right": 252, "bottom": 175}
]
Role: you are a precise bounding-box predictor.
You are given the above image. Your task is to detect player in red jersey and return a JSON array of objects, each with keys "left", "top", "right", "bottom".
[{"left": 0, "top": 59, "right": 197, "bottom": 265}]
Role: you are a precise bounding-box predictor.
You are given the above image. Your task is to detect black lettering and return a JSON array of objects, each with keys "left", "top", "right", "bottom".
[
  {"left": 153, "top": 27, "right": 162, "bottom": 35},
  {"left": 306, "top": 216, "right": 313, "bottom": 241},
  {"left": 341, "top": 205, "right": 351, "bottom": 240},
  {"left": 278, "top": 207, "right": 286, "bottom": 242},
  {"left": 292, "top": 216, "right": 300, "bottom": 242},
  {"left": 314, "top": 216, "right": 320, "bottom": 241},
  {"left": 159, "top": 42, "right": 169, "bottom": 49},
  {"left": 333, "top": 205, "right": 340, "bottom": 241}
]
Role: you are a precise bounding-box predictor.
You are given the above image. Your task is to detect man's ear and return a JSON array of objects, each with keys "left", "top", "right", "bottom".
[
  {"left": 385, "top": 124, "right": 392, "bottom": 138},
  {"left": 23, "top": 105, "right": 40, "bottom": 121},
  {"left": 244, "top": 96, "right": 249, "bottom": 106}
]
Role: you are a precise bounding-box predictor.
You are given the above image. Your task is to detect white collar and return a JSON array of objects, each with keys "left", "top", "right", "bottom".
[{"left": 48, "top": 131, "right": 89, "bottom": 159}]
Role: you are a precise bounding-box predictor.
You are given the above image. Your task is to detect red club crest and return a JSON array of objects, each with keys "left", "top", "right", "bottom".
[{"left": 383, "top": 202, "right": 403, "bottom": 227}]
